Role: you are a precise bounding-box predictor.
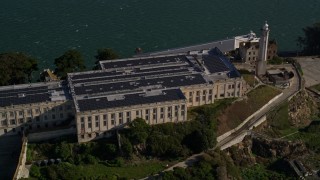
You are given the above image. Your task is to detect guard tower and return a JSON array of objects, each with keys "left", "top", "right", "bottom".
[{"left": 256, "top": 21, "right": 270, "bottom": 76}]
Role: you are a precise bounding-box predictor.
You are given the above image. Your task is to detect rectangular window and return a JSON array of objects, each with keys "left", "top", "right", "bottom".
[
  {"left": 10, "top": 119, "right": 16, "bottom": 125},
  {"left": 119, "top": 113, "right": 122, "bottom": 118},
  {"left": 35, "top": 109, "right": 40, "bottom": 114},
  {"left": 119, "top": 119, "right": 123, "bottom": 124},
  {"left": 145, "top": 115, "right": 149, "bottom": 120},
  {"left": 153, "top": 114, "right": 156, "bottom": 120},
  {"left": 52, "top": 114, "right": 56, "bottom": 120},
  {"left": 44, "top": 115, "right": 48, "bottom": 120},
  {"left": 202, "top": 96, "right": 206, "bottom": 101},
  {"left": 196, "top": 97, "right": 200, "bottom": 102},
  {"left": 59, "top": 106, "right": 63, "bottom": 111},
  {"left": 88, "top": 117, "right": 92, "bottom": 122},
  {"left": 19, "top": 111, "right": 23, "bottom": 116},
  {"left": 103, "top": 120, "right": 107, "bottom": 126},
  {"left": 145, "top": 110, "right": 149, "bottom": 114},
  {"left": 189, "top": 92, "right": 192, "bottom": 96},
  {"left": 1, "top": 120, "right": 7, "bottom": 126},
  {"left": 81, "top": 124, "right": 84, "bottom": 129},
  {"left": 136, "top": 111, "right": 140, "bottom": 116},
  {"left": 10, "top": 112, "right": 14, "bottom": 117},
  {"left": 209, "top": 90, "right": 213, "bottom": 94},
  {"left": 81, "top": 117, "right": 85, "bottom": 123},
  {"left": 126, "top": 112, "right": 130, "bottom": 117},
  {"left": 1, "top": 113, "right": 5, "bottom": 118},
  {"left": 160, "top": 108, "right": 164, "bottom": 113},
  {"left": 189, "top": 97, "right": 192, "bottom": 103},
  {"left": 88, "top": 123, "right": 92, "bottom": 128},
  {"left": 60, "top": 113, "right": 64, "bottom": 119},
  {"left": 18, "top": 118, "right": 24, "bottom": 124},
  {"left": 95, "top": 122, "right": 99, "bottom": 127},
  {"left": 95, "top": 116, "right": 99, "bottom": 121},
  {"left": 36, "top": 116, "right": 40, "bottom": 122},
  {"left": 111, "top": 113, "right": 115, "bottom": 119},
  {"left": 153, "top": 108, "right": 157, "bottom": 114},
  {"left": 103, "top": 115, "right": 107, "bottom": 120},
  {"left": 160, "top": 114, "right": 164, "bottom": 119},
  {"left": 111, "top": 120, "right": 115, "bottom": 125},
  {"left": 196, "top": 91, "right": 200, "bottom": 96}
]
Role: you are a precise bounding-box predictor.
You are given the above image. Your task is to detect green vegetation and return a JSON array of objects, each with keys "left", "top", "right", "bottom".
[
  {"left": 54, "top": 49, "right": 86, "bottom": 79},
  {"left": 241, "top": 164, "right": 292, "bottom": 179},
  {"left": 238, "top": 69, "right": 258, "bottom": 87},
  {"left": 161, "top": 150, "right": 241, "bottom": 179},
  {"left": 0, "top": 52, "right": 38, "bottom": 85},
  {"left": 298, "top": 22, "right": 320, "bottom": 55},
  {"left": 268, "top": 56, "right": 283, "bottom": 65},
  {"left": 28, "top": 99, "right": 236, "bottom": 179},
  {"left": 217, "top": 85, "right": 281, "bottom": 134},
  {"left": 33, "top": 160, "right": 168, "bottom": 179},
  {"left": 265, "top": 102, "right": 298, "bottom": 137},
  {"left": 311, "top": 83, "right": 320, "bottom": 92},
  {"left": 94, "top": 48, "right": 120, "bottom": 69}
]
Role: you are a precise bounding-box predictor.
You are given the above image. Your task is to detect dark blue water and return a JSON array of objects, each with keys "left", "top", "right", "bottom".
[{"left": 0, "top": 0, "right": 319, "bottom": 70}]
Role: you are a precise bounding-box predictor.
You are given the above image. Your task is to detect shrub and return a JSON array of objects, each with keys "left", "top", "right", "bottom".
[
  {"left": 84, "top": 154, "right": 98, "bottom": 164},
  {"left": 30, "top": 165, "right": 41, "bottom": 178}
]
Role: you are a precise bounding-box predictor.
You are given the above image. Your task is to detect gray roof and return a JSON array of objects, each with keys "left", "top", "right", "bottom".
[{"left": 0, "top": 82, "right": 70, "bottom": 107}]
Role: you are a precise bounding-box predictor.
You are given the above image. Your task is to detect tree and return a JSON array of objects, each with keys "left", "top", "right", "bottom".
[
  {"left": 0, "top": 52, "right": 38, "bottom": 85},
  {"left": 127, "top": 118, "right": 150, "bottom": 145},
  {"left": 54, "top": 49, "right": 86, "bottom": 79},
  {"left": 93, "top": 48, "right": 119, "bottom": 69},
  {"left": 298, "top": 23, "right": 320, "bottom": 55}
]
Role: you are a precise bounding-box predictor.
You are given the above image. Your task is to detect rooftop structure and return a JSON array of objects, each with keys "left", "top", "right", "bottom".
[
  {"left": 137, "top": 32, "right": 260, "bottom": 57},
  {"left": 0, "top": 82, "right": 70, "bottom": 108}
]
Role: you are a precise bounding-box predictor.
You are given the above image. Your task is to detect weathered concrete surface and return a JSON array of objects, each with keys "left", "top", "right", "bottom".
[{"left": 296, "top": 56, "right": 320, "bottom": 87}]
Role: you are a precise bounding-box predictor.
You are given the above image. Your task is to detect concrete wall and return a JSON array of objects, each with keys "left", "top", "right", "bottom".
[
  {"left": 13, "top": 138, "right": 28, "bottom": 180},
  {"left": 217, "top": 92, "right": 283, "bottom": 142},
  {"left": 28, "top": 127, "right": 76, "bottom": 142}
]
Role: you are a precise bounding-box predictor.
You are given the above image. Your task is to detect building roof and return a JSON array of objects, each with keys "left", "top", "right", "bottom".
[
  {"left": 68, "top": 49, "right": 240, "bottom": 112},
  {"left": 0, "top": 82, "right": 70, "bottom": 108},
  {"left": 77, "top": 88, "right": 186, "bottom": 112}
]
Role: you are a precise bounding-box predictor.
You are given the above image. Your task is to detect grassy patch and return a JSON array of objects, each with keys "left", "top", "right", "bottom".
[
  {"left": 217, "top": 85, "right": 281, "bottom": 135},
  {"left": 311, "top": 83, "right": 320, "bottom": 92},
  {"left": 264, "top": 102, "right": 299, "bottom": 138},
  {"left": 238, "top": 69, "right": 258, "bottom": 87},
  {"left": 242, "top": 74, "right": 257, "bottom": 87},
  {"left": 35, "top": 160, "right": 169, "bottom": 179}
]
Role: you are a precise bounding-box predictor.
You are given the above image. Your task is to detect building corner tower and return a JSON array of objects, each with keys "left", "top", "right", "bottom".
[{"left": 256, "top": 21, "right": 270, "bottom": 76}]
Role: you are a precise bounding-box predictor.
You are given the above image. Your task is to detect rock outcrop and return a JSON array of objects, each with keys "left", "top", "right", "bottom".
[{"left": 288, "top": 90, "right": 318, "bottom": 127}]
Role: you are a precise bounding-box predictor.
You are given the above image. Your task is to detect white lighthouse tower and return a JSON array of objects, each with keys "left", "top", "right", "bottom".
[{"left": 256, "top": 21, "right": 270, "bottom": 76}]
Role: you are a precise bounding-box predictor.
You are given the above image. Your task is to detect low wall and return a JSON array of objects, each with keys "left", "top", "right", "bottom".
[
  {"left": 220, "top": 131, "right": 249, "bottom": 150},
  {"left": 13, "top": 138, "right": 28, "bottom": 180},
  {"left": 217, "top": 92, "right": 283, "bottom": 142},
  {"left": 28, "top": 128, "right": 76, "bottom": 142}
]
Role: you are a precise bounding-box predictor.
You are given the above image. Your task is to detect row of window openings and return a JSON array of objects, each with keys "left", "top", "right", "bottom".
[
  {"left": 1, "top": 113, "right": 66, "bottom": 126},
  {"left": 2, "top": 122, "right": 60, "bottom": 134},
  {"left": 1, "top": 106, "right": 72, "bottom": 119},
  {"left": 81, "top": 111, "right": 186, "bottom": 130},
  {"left": 80, "top": 106, "right": 185, "bottom": 123}
]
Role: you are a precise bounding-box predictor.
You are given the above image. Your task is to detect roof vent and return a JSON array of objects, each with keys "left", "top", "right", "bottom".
[{"left": 18, "top": 93, "right": 26, "bottom": 98}]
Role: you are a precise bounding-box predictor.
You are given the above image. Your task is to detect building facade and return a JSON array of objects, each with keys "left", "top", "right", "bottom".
[
  {"left": 0, "top": 82, "right": 74, "bottom": 136},
  {"left": 239, "top": 40, "right": 277, "bottom": 65},
  {"left": 0, "top": 48, "right": 245, "bottom": 143}
]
